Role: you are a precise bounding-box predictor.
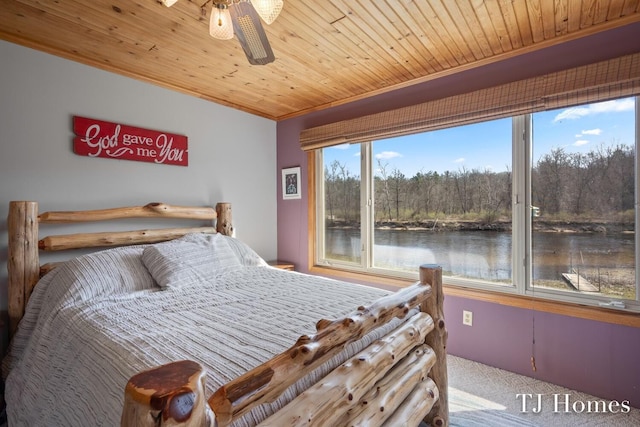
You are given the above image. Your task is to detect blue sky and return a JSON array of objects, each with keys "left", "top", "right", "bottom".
[{"left": 324, "top": 97, "right": 636, "bottom": 177}]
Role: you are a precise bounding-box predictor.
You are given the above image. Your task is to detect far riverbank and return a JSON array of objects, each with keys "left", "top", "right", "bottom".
[{"left": 327, "top": 219, "right": 634, "bottom": 234}]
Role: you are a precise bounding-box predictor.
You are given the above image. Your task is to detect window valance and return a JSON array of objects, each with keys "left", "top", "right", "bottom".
[{"left": 300, "top": 53, "right": 640, "bottom": 151}]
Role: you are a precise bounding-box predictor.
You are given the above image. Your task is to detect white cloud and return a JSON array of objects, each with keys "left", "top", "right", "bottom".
[
  {"left": 553, "top": 99, "right": 634, "bottom": 122},
  {"left": 454, "top": 157, "right": 465, "bottom": 163},
  {"left": 332, "top": 144, "right": 351, "bottom": 150},
  {"left": 375, "top": 151, "right": 402, "bottom": 160},
  {"left": 353, "top": 152, "right": 360, "bottom": 157},
  {"left": 555, "top": 107, "right": 589, "bottom": 121},
  {"left": 590, "top": 99, "right": 635, "bottom": 113},
  {"left": 570, "top": 128, "right": 601, "bottom": 148}
]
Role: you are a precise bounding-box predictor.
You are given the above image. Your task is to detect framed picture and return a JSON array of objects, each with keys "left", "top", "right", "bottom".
[{"left": 282, "top": 166, "right": 301, "bottom": 200}]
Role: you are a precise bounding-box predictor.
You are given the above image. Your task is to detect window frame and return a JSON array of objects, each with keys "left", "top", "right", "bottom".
[{"left": 312, "top": 97, "right": 640, "bottom": 316}]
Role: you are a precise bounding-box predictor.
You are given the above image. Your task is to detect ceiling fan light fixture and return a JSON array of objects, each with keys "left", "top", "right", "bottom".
[
  {"left": 162, "top": 0, "right": 179, "bottom": 7},
  {"left": 209, "top": 3, "right": 234, "bottom": 40},
  {"left": 250, "top": 0, "right": 283, "bottom": 25}
]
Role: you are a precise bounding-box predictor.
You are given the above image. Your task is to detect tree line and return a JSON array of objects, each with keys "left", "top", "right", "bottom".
[{"left": 324, "top": 143, "right": 635, "bottom": 224}]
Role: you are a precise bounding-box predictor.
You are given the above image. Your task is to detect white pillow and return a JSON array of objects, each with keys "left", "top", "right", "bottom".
[
  {"left": 222, "top": 234, "right": 268, "bottom": 266},
  {"left": 54, "top": 245, "right": 157, "bottom": 304},
  {"left": 142, "top": 233, "right": 241, "bottom": 289}
]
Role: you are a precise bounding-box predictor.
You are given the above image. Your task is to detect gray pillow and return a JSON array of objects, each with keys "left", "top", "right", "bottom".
[{"left": 142, "top": 233, "right": 241, "bottom": 289}]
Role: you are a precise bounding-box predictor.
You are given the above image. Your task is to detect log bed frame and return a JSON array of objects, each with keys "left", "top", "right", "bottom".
[{"left": 7, "top": 200, "right": 448, "bottom": 427}]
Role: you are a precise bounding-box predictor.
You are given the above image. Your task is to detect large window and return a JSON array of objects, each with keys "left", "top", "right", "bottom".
[
  {"left": 531, "top": 99, "right": 637, "bottom": 303},
  {"left": 316, "top": 97, "right": 638, "bottom": 310},
  {"left": 322, "top": 151, "right": 362, "bottom": 264}
]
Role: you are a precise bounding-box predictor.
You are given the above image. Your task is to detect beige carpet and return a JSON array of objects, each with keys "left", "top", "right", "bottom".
[
  {"left": 447, "top": 355, "right": 640, "bottom": 426},
  {"left": 2, "top": 355, "right": 636, "bottom": 426}
]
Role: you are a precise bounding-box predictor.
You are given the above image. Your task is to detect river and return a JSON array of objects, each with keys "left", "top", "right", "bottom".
[{"left": 325, "top": 228, "right": 635, "bottom": 289}]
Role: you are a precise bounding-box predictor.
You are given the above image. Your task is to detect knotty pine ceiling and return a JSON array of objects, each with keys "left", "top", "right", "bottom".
[{"left": 1, "top": 0, "right": 640, "bottom": 120}]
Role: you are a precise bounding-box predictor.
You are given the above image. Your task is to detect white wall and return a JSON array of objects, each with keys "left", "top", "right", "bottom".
[{"left": 0, "top": 40, "right": 278, "bottom": 316}]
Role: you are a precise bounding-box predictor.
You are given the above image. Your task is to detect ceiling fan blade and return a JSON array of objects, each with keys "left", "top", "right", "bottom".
[{"left": 229, "top": 0, "right": 275, "bottom": 65}]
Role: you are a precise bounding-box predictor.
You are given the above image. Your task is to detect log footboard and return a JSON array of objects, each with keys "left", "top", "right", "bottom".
[{"left": 122, "top": 265, "right": 448, "bottom": 427}]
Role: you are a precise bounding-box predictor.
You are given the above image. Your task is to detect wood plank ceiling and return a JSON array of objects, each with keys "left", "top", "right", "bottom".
[{"left": 1, "top": 0, "right": 639, "bottom": 120}]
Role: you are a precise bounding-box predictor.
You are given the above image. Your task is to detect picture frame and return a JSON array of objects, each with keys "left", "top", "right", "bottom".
[{"left": 282, "top": 166, "right": 301, "bottom": 200}]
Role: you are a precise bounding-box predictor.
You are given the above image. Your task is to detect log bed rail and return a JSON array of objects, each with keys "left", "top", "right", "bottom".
[{"left": 6, "top": 200, "right": 448, "bottom": 427}]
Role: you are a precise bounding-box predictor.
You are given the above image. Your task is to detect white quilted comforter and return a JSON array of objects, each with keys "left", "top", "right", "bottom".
[{"left": 2, "top": 237, "right": 395, "bottom": 427}]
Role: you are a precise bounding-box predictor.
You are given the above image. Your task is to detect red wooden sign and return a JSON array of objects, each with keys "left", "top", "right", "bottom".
[{"left": 73, "top": 116, "right": 188, "bottom": 166}]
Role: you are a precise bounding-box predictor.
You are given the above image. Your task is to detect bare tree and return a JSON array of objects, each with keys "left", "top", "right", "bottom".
[
  {"left": 376, "top": 160, "right": 393, "bottom": 221},
  {"left": 566, "top": 152, "right": 598, "bottom": 216},
  {"left": 324, "top": 161, "right": 340, "bottom": 223},
  {"left": 324, "top": 160, "right": 360, "bottom": 224},
  {"left": 533, "top": 148, "right": 569, "bottom": 215},
  {"left": 410, "top": 171, "right": 439, "bottom": 218},
  {"left": 453, "top": 166, "right": 471, "bottom": 214},
  {"left": 389, "top": 167, "right": 406, "bottom": 220},
  {"left": 326, "top": 142, "right": 632, "bottom": 226},
  {"left": 335, "top": 162, "right": 358, "bottom": 222}
]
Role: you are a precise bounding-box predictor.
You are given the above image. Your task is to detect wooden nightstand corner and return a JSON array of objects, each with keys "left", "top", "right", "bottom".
[{"left": 267, "top": 260, "right": 295, "bottom": 271}]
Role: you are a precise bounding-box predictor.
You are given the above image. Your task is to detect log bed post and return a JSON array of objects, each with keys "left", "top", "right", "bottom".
[
  {"left": 215, "top": 202, "right": 233, "bottom": 236},
  {"left": 7, "top": 201, "right": 40, "bottom": 338},
  {"left": 121, "top": 360, "right": 214, "bottom": 427},
  {"left": 420, "top": 264, "right": 449, "bottom": 427}
]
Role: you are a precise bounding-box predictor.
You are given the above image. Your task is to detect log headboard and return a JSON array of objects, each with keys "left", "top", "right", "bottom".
[{"left": 7, "top": 200, "right": 233, "bottom": 338}]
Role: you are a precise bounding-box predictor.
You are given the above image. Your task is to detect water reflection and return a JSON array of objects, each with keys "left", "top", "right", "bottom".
[{"left": 325, "top": 229, "right": 635, "bottom": 297}]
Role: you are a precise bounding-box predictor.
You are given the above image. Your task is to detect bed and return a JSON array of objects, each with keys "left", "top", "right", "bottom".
[{"left": 3, "top": 200, "right": 449, "bottom": 427}]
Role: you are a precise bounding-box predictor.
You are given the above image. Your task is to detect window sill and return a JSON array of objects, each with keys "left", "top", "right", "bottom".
[{"left": 309, "top": 265, "right": 640, "bottom": 328}]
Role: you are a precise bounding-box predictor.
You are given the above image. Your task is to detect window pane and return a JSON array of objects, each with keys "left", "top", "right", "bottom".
[
  {"left": 371, "top": 118, "right": 513, "bottom": 283},
  {"left": 322, "top": 144, "right": 362, "bottom": 264},
  {"left": 532, "top": 98, "right": 636, "bottom": 300}
]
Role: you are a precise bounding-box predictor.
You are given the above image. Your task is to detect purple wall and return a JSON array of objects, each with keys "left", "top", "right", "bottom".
[
  {"left": 445, "top": 296, "right": 640, "bottom": 407},
  {"left": 276, "top": 22, "right": 640, "bottom": 407}
]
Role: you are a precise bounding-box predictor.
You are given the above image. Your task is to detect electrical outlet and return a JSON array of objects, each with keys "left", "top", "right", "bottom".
[{"left": 463, "top": 310, "right": 473, "bottom": 326}]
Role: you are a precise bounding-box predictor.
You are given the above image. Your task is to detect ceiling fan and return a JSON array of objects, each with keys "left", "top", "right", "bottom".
[{"left": 162, "top": 0, "right": 282, "bottom": 65}]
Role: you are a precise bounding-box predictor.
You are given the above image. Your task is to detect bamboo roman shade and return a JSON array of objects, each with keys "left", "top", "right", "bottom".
[{"left": 300, "top": 53, "right": 640, "bottom": 151}]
